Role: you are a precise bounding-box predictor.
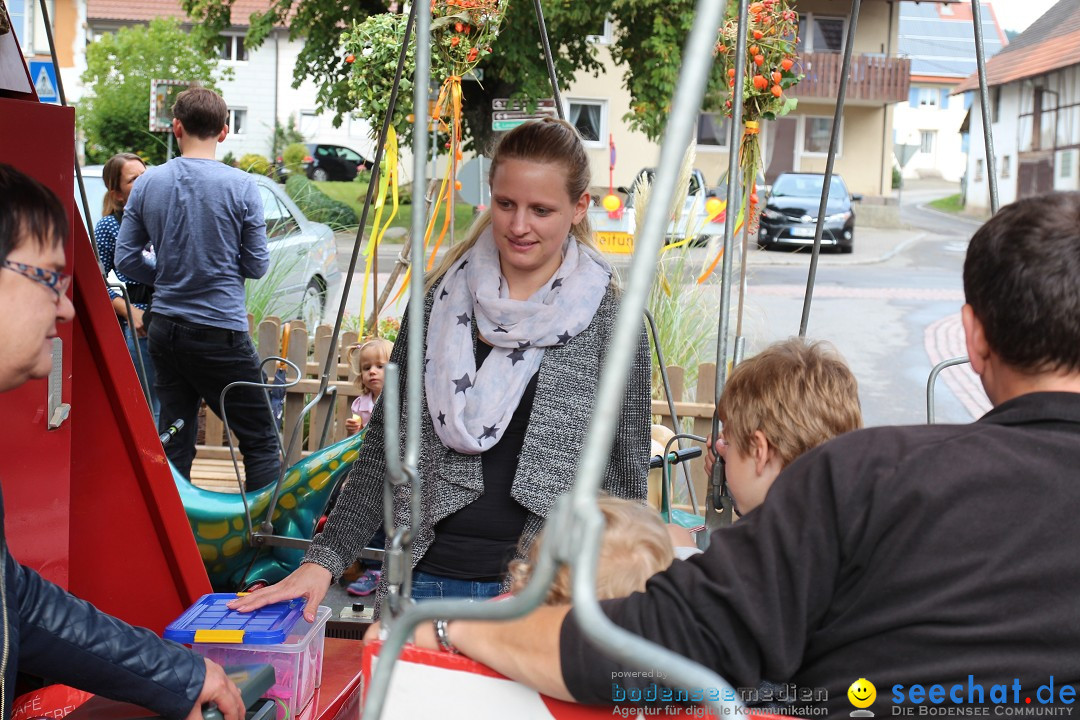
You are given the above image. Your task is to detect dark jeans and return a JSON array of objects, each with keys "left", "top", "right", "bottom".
[
  {"left": 148, "top": 314, "right": 281, "bottom": 491},
  {"left": 410, "top": 570, "right": 502, "bottom": 601}
]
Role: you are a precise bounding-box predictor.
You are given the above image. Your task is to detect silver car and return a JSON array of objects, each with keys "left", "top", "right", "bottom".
[{"left": 77, "top": 166, "right": 340, "bottom": 328}]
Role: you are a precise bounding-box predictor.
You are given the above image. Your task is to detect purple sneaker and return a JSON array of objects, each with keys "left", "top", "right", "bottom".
[{"left": 347, "top": 570, "right": 381, "bottom": 596}]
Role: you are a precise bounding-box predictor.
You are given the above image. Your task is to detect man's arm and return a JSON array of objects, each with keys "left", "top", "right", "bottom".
[
  {"left": 237, "top": 181, "right": 269, "bottom": 280},
  {"left": 10, "top": 553, "right": 241, "bottom": 720},
  {"left": 114, "top": 182, "right": 156, "bottom": 286},
  {"left": 412, "top": 605, "right": 574, "bottom": 701}
]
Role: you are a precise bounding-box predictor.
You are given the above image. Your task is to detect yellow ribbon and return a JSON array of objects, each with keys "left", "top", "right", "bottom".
[{"left": 358, "top": 127, "right": 399, "bottom": 332}]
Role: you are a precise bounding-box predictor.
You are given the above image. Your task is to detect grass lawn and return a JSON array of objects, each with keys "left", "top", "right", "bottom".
[
  {"left": 313, "top": 180, "right": 478, "bottom": 242},
  {"left": 928, "top": 194, "right": 965, "bottom": 213}
]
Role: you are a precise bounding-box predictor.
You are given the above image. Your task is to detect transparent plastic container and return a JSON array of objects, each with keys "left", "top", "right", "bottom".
[{"left": 190, "top": 605, "right": 331, "bottom": 720}]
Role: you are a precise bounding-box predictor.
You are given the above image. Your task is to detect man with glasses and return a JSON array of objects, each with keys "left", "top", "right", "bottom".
[{"left": 0, "top": 163, "right": 244, "bottom": 720}]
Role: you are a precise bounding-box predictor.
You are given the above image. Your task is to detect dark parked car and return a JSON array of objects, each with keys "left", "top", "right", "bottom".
[
  {"left": 758, "top": 172, "right": 860, "bottom": 254},
  {"left": 303, "top": 143, "right": 372, "bottom": 182}
]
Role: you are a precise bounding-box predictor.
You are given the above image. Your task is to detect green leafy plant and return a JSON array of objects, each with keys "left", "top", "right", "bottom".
[
  {"left": 282, "top": 142, "right": 309, "bottom": 176},
  {"left": 271, "top": 116, "right": 306, "bottom": 161},
  {"left": 222, "top": 151, "right": 237, "bottom": 167},
  {"left": 238, "top": 153, "right": 273, "bottom": 176},
  {"left": 245, "top": 250, "right": 306, "bottom": 342},
  {"left": 78, "top": 17, "right": 228, "bottom": 165},
  {"left": 285, "top": 175, "right": 358, "bottom": 228}
]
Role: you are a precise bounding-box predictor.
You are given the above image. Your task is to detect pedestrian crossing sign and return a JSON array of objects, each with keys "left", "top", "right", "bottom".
[{"left": 28, "top": 60, "right": 59, "bottom": 104}]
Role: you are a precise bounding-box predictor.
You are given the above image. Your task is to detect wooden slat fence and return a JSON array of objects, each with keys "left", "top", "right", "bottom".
[{"left": 192, "top": 317, "right": 364, "bottom": 492}]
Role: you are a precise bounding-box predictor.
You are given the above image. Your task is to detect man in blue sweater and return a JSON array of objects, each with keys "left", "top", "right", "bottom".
[{"left": 117, "top": 87, "right": 281, "bottom": 492}]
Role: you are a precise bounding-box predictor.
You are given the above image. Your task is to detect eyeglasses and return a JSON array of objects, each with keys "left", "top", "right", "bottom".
[{"left": 1, "top": 260, "right": 72, "bottom": 302}]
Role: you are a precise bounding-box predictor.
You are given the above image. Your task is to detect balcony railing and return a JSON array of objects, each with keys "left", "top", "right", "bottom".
[{"left": 790, "top": 52, "right": 911, "bottom": 104}]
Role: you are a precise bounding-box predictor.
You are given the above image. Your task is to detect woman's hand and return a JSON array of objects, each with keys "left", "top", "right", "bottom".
[
  {"left": 225, "top": 563, "right": 332, "bottom": 622},
  {"left": 345, "top": 417, "right": 363, "bottom": 435},
  {"left": 130, "top": 306, "right": 146, "bottom": 336}
]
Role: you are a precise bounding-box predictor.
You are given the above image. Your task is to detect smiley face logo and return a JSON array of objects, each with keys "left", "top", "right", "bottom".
[{"left": 848, "top": 678, "right": 876, "bottom": 709}]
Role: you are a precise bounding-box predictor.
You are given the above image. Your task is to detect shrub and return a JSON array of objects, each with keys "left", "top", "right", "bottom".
[
  {"left": 221, "top": 151, "right": 237, "bottom": 167},
  {"left": 282, "top": 142, "right": 309, "bottom": 176},
  {"left": 892, "top": 166, "right": 902, "bottom": 190},
  {"left": 285, "top": 175, "right": 358, "bottom": 228},
  {"left": 238, "top": 153, "right": 273, "bottom": 176}
]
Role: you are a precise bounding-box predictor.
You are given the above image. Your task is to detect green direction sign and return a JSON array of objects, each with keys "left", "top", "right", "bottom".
[{"left": 491, "top": 119, "right": 529, "bottom": 132}]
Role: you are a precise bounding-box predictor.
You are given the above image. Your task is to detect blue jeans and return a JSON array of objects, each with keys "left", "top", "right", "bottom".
[
  {"left": 123, "top": 325, "right": 160, "bottom": 426},
  {"left": 410, "top": 571, "right": 502, "bottom": 601}
]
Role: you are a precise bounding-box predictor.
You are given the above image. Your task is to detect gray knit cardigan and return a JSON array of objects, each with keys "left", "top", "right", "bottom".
[{"left": 304, "top": 285, "right": 651, "bottom": 613}]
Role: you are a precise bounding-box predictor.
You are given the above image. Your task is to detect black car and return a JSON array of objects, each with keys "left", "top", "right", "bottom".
[
  {"left": 303, "top": 143, "right": 372, "bottom": 182},
  {"left": 757, "top": 172, "right": 860, "bottom": 254}
]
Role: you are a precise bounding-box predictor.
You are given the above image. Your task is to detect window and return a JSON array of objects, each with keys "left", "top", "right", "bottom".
[
  {"left": 299, "top": 111, "right": 320, "bottom": 137},
  {"left": 797, "top": 14, "right": 845, "bottom": 53},
  {"left": 802, "top": 116, "right": 841, "bottom": 155},
  {"left": 586, "top": 16, "right": 614, "bottom": 44},
  {"left": 567, "top": 100, "right": 605, "bottom": 146},
  {"left": 219, "top": 35, "right": 248, "bottom": 62},
  {"left": 259, "top": 188, "right": 300, "bottom": 240},
  {"left": 227, "top": 108, "right": 247, "bottom": 135},
  {"left": 991, "top": 86, "right": 1001, "bottom": 123},
  {"left": 1061, "top": 151, "right": 1074, "bottom": 179},
  {"left": 919, "top": 130, "right": 935, "bottom": 154},
  {"left": 8, "top": 0, "right": 55, "bottom": 55},
  {"left": 964, "top": 92, "right": 974, "bottom": 110},
  {"left": 975, "top": 159, "right": 984, "bottom": 181},
  {"left": 696, "top": 113, "right": 730, "bottom": 148},
  {"left": 1000, "top": 155, "right": 1010, "bottom": 178},
  {"left": 910, "top": 88, "right": 940, "bottom": 108}
]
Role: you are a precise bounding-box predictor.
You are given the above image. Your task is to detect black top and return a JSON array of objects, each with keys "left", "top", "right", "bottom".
[
  {"left": 416, "top": 341, "right": 536, "bottom": 580},
  {"left": 560, "top": 392, "right": 1080, "bottom": 714}
]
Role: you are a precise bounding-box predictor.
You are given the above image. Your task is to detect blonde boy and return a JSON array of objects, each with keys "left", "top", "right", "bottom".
[{"left": 711, "top": 338, "right": 862, "bottom": 515}]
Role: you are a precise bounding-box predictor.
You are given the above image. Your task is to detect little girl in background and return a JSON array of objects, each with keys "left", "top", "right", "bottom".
[
  {"left": 341, "top": 337, "right": 392, "bottom": 597},
  {"left": 345, "top": 338, "right": 392, "bottom": 436}
]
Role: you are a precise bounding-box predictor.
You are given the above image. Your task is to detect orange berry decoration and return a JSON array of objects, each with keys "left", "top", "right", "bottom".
[
  {"left": 753, "top": 74, "right": 768, "bottom": 90},
  {"left": 749, "top": 45, "right": 760, "bottom": 55},
  {"left": 750, "top": 193, "right": 759, "bottom": 205},
  {"left": 772, "top": 71, "right": 782, "bottom": 84},
  {"left": 455, "top": 22, "right": 464, "bottom": 32},
  {"left": 771, "top": 84, "right": 782, "bottom": 97},
  {"left": 450, "top": 36, "right": 460, "bottom": 46},
  {"left": 345, "top": 54, "right": 355, "bottom": 63},
  {"left": 754, "top": 54, "right": 765, "bottom": 66},
  {"left": 753, "top": 30, "right": 764, "bottom": 39},
  {"left": 781, "top": 57, "right": 794, "bottom": 71},
  {"left": 728, "top": 68, "right": 736, "bottom": 77}
]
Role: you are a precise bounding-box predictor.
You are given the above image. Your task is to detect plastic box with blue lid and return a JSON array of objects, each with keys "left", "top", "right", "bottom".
[{"left": 165, "top": 594, "right": 331, "bottom": 720}]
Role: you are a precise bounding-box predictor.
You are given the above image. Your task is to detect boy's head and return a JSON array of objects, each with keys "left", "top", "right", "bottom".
[
  {"left": 512, "top": 496, "right": 674, "bottom": 604},
  {"left": 716, "top": 338, "right": 861, "bottom": 514},
  {"left": 171, "top": 87, "right": 228, "bottom": 140}
]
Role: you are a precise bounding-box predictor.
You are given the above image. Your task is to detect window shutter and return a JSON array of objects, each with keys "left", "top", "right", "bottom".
[{"left": 909, "top": 88, "right": 919, "bottom": 108}]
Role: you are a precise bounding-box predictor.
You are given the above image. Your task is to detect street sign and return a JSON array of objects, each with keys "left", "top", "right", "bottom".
[
  {"left": 492, "top": 120, "right": 526, "bottom": 132},
  {"left": 457, "top": 156, "right": 491, "bottom": 208},
  {"left": 894, "top": 143, "right": 920, "bottom": 168},
  {"left": 490, "top": 100, "right": 557, "bottom": 132},
  {"left": 149, "top": 79, "right": 194, "bottom": 132},
  {"left": 492, "top": 98, "right": 556, "bottom": 111},
  {"left": 28, "top": 60, "right": 58, "bottom": 104},
  {"left": 596, "top": 231, "right": 634, "bottom": 255}
]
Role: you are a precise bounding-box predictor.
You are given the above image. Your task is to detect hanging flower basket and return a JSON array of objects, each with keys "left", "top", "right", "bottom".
[{"left": 714, "top": 0, "right": 803, "bottom": 226}]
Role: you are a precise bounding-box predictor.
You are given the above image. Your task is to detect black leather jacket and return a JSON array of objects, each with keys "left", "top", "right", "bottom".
[{"left": 1, "top": 491, "right": 205, "bottom": 720}]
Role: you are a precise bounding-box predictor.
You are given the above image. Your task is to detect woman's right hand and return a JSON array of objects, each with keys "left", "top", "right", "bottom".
[
  {"left": 225, "top": 563, "right": 332, "bottom": 622},
  {"left": 345, "top": 417, "right": 362, "bottom": 435}
]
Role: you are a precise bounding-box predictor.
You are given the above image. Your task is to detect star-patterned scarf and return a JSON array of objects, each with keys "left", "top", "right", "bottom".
[{"left": 425, "top": 227, "right": 612, "bottom": 454}]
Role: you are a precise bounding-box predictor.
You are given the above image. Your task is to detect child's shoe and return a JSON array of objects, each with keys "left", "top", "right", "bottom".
[{"left": 346, "top": 570, "right": 381, "bottom": 596}]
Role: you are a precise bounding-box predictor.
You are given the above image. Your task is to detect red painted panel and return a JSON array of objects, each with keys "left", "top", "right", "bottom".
[
  {"left": 0, "top": 98, "right": 75, "bottom": 588},
  {"left": 0, "top": 95, "right": 210, "bottom": 634}
]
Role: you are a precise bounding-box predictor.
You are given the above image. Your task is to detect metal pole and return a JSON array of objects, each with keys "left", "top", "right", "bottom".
[
  {"left": 707, "top": 0, "right": 751, "bottom": 535},
  {"left": 533, "top": 0, "right": 566, "bottom": 119},
  {"left": 562, "top": 0, "right": 742, "bottom": 712},
  {"left": 926, "top": 356, "right": 970, "bottom": 424},
  {"left": 261, "top": 4, "right": 418, "bottom": 530},
  {"left": 799, "top": 0, "right": 861, "bottom": 337},
  {"left": 971, "top": 0, "right": 999, "bottom": 215}
]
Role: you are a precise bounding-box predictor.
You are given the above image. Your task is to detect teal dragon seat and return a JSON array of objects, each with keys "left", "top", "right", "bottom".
[{"left": 172, "top": 431, "right": 365, "bottom": 590}]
